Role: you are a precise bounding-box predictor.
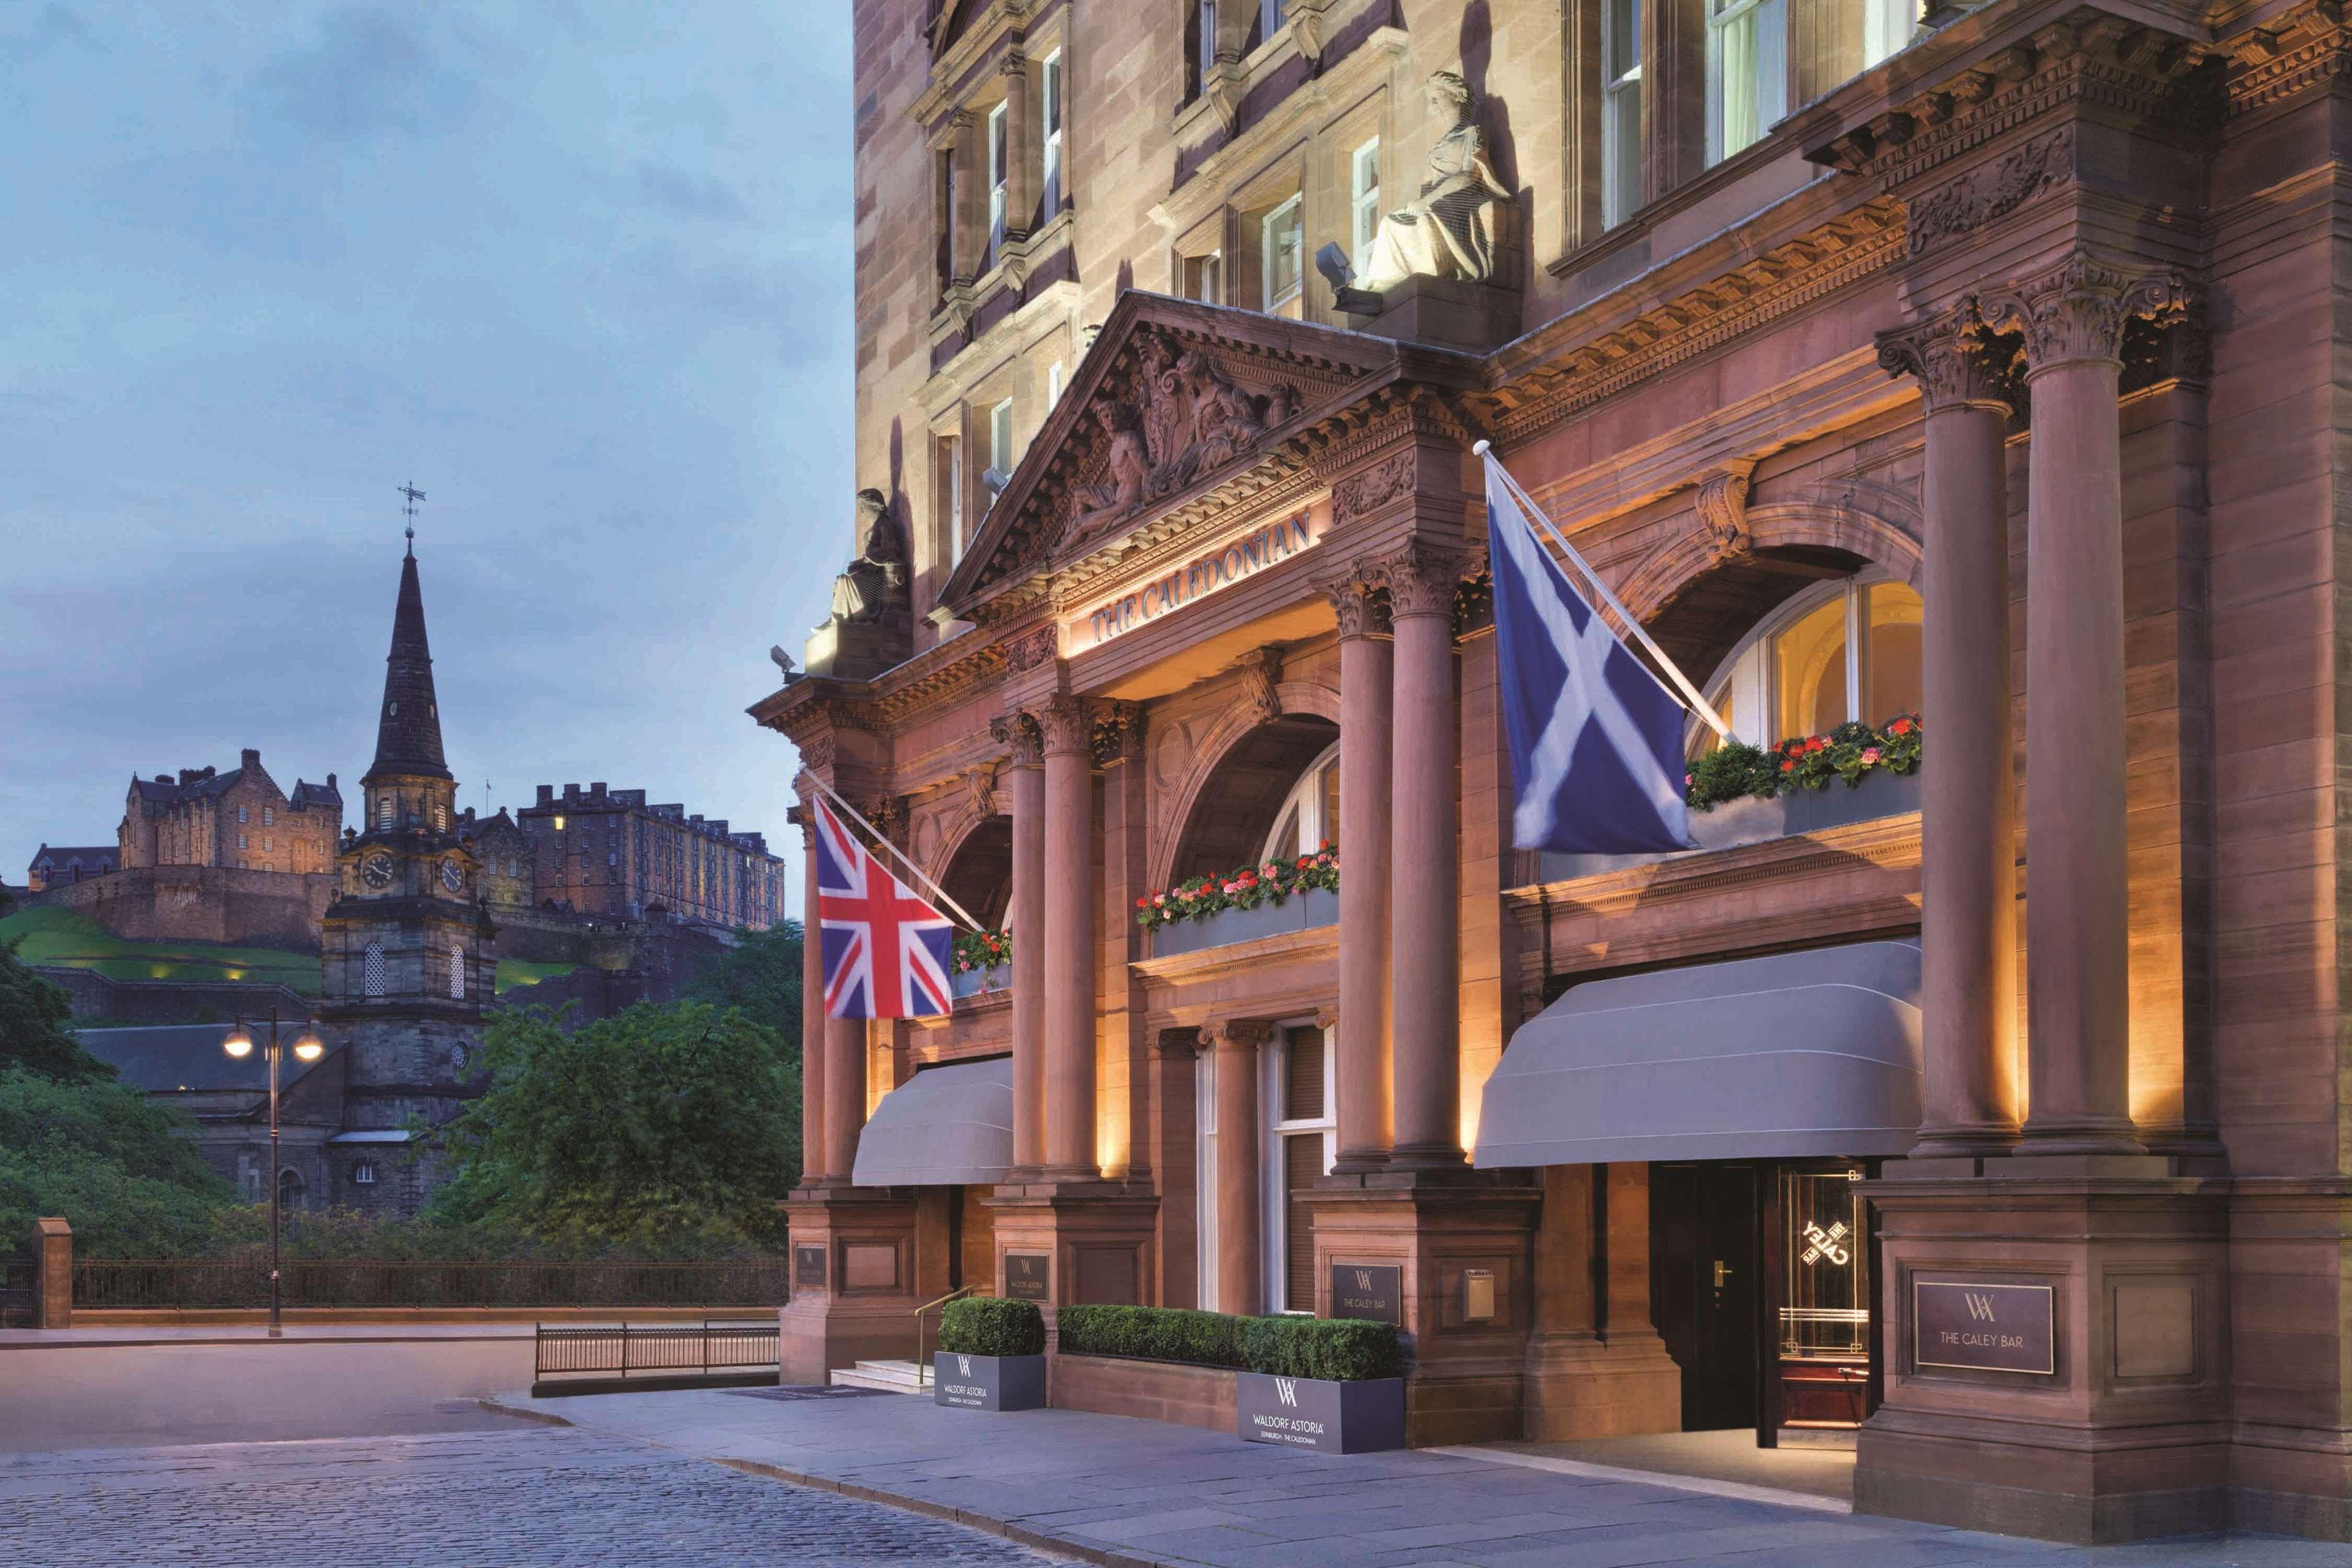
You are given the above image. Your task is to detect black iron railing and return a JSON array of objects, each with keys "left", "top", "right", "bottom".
[
  {"left": 73, "top": 1258, "right": 791, "bottom": 1311},
  {"left": 0, "top": 1255, "right": 34, "bottom": 1327},
  {"left": 534, "top": 1317, "right": 780, "bottom": 1384}
]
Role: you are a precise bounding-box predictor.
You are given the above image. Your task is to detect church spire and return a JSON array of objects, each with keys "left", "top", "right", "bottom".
[{"left": 368, "top": 545, "right": 452, "bottom": 781}]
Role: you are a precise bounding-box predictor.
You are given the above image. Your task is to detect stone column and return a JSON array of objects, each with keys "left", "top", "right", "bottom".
[
  {"left": 797, "top": 806, "right": 828, "bottom": 1185},
  {"left": 1382, "top": 541, "right": 1466, "bottom": 1169},
  {"left": 824, "top": 1014, "right": 867, "bottom": 1183},
  {"left": 1875, "top": 307, "right": 2020, "bottom": 1156},
  {"left": 991, "top": 712, "right": 1047, "bottom": 1175},
  {"left": 999, "top": 55, "right": 1036, "bottom": 244},
  {"left": 1210, "top": 1022, "right": 1268, "bottom": 1315},
  {"left": 1039, "top": 693, "right": 1098, "bottom": 1177},
  {"left": 1980, "top": 255, "right": 2186, "bottom": 1156},
  {"left": 1328, "top": 573, "right": 1394, "bottom": 1170}
]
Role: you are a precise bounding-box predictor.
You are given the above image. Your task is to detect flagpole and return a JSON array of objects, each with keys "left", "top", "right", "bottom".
[
  {"left": 1476, "top": 442, "right": 1731, "bottom": 738},
  {"left": 809, "top": 779, "right": 990, "bottom": 932}
]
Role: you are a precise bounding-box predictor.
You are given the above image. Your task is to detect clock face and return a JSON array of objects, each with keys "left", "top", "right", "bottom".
[
  {"left": 440, "top": 858, "right": 464, "bottom": 893},
  {"left": 362, "top": 854, "right": 395, "bottom": 890}
]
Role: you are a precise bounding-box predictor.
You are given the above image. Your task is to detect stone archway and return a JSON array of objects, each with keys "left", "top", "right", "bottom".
[
  {"left": 1158, "top": 713, "right": 1340, "bottom": 889},
  {"left": 935, "top": 813, "right": 1013, "bottom": 930}
]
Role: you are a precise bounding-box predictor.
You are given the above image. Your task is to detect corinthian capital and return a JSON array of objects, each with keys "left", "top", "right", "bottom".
[
  {"left": 1875, "top": 302, "right": 2014, "bottom": 414},
  {"left": 1374, "top": 540, "right": 1467, "bottom": 620},
  {"left": 1978, "top": 254, "right": 2189, "bottom": 373},
  {"left": 989, "top": 709, "right": 1043, "bottom": 767},
  {"left": 1035, "top": 693, "right": 1093, "bottom": 756}
]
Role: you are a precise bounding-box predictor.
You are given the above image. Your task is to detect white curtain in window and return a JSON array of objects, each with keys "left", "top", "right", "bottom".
[
  {"left": 1602, "top": 0, "right": 1643, "bottom": 227},
  {"left": 1708, "top": 0, "right": 1785, "bottom": 164}
]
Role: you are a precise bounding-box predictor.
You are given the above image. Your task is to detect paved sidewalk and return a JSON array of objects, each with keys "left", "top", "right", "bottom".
[{"left": 495, "top": 1385, "right": 2352, "bottom": 1567}]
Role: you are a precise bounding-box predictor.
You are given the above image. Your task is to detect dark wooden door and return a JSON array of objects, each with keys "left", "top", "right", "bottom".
[{"left": 1651, "top": 1163, "right": 1762, "bottom": 1431}]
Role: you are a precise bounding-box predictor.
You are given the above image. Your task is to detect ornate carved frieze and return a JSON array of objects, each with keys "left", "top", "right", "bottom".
[
  {"left": 796, "top": 735, "right": 838, "bottom": 777},
  {"left": 988, "top": 709, "right": 1043, "bottom": 767},
  {"left": 1904, "top": 125, "right": 2075, "bottom": 258},
  {"left": 1875, "top": 302, "right": 2017, "bottom": 412},
  {"left": 1035, "top": 693, "right": 1093, "bottom": 756},
  {"left": 1233, "top": 648, "right": 1284, "bottom": 725},
  {"left": 1694, "top": 460, "right": 1759, "bottom": 562},
  {"left": 1330, "top": 451, "right": 1417, "bottom": 526},
  {"left": 1376, "top": 540, "right": 1468, "bottom": 620},
  {"left": 1001, "top": 622, "right": 1059, "bottom": 674},
  {"left": 1977, "top": 254, "right": 2190, "bottom": 370},
  {"left": 2228, "top": 0, "right": 2352, "bottom": 116}
]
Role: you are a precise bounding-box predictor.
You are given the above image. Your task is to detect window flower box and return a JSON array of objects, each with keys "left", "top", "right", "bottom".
[
  {"left": 1539, "top": 764, "right": 1920, "bottom": 883},
  {"left": 1150, "top": 885, "right": 1338, "bottom": 959},
  {"left": 951, "top": 964, "right": 1009, "bottom": 1000}
]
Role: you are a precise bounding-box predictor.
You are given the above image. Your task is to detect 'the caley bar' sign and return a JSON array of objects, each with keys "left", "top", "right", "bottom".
[
  {"left": 1914, "top": 1280, "right": 2055, "bottom": 1374},
  {"left": 1079, "top": 511, "right": 1316, "bottom": 647},
  {"left": 1329, "top": 1263, "right": 1402, "bottom": 1325}
]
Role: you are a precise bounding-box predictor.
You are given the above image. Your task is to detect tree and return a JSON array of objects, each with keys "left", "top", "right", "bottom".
[
  {"left": 684, "top": 919, "right": 803, "bottom": 1041},
  {"left": 0, "top": 939, "right": 115, "bottom": 1083},
  {"left": 429, "top": 1000, "right": 799, "bottom": 1253},
  {"left": 0, "top": 1069, "right": 231, "bottom": 1256}
]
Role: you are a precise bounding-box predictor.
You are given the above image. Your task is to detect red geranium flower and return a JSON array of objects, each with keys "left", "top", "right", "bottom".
[{"left": 1781, "top": 760, "right": 1796, "bottom": 773}]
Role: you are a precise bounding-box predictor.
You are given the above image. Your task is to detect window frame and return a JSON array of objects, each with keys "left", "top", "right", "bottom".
[
  {"left": 1039, "top": 48, "right": 1065, "bottom": 217},
  {"left": 1260, "top": 1022, "right": 1335, "bottom": 1315},
  {"left": 1601, "top": 0, "right": 1644, "bottom": 227},
  {"left": 1260, "top": 193, "right": 1304, "bottom": 317},
  {"left": 1687, "top": 570, "right": 1921, "bottom": 756},
  {"left": 986, "top": 99, "right": 1010, "bottom": 262},
  {"left": 1259, "top": 742, "right": 1340, "bottom": 865},
  {"left": 1349, "top": 138, "right": 1381, "bottom": 261},
  {"left": 1706, "top": 0, "right": 1788, "bottom": 167}
]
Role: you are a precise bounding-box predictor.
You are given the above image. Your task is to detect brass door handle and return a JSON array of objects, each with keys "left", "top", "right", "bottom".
[{"left": 1712, "top": 1259, "right": 1733, "bottom": 1289}]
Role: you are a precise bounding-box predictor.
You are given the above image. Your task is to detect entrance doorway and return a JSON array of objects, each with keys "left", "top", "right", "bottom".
[{"left": 1651, "top": 1159, "right": 1878, "bottom": 1445}]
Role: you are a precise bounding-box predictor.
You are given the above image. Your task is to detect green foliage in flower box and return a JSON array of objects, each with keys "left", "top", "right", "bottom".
[
  {"left": 1133, "top": 843, "right": 1338, "bottom": 932},
  {"left": 1685, "top": 714, "right": 1923, "bottom": 812}
]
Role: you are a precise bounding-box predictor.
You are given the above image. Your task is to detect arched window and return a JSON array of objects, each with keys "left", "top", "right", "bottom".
[
  {"left": 277, "top": 1167, "right": 306, "bottom": 1211},
  {"left": 350, "top": 1161, "right": 377, "bottom": 1186},
  {"left": 363, "top": 941, "right": 387, "bottom": 997},
  {"left": 377, "top": 796, "right": 394, "bottom": 830},
  {"left": 1690, "top": 573, "right": 1923, "bottom": 758},
  {"left": 1259, "top": 742, "right": 1340, "bottom": 864},
  {"left": 448, "top": 945, "right": 466, "bottom": 1000}
]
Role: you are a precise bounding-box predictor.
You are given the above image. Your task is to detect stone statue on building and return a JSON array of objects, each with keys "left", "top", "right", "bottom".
[
  {"left": 1068, "top": 402, "right": 1151, "bottom": 545},
  {"left": 827, "top": 488, "right": 907, "bottom": 626},
  {"left": 1336, "top": 72, "right": 1512, "bottom": 299}
]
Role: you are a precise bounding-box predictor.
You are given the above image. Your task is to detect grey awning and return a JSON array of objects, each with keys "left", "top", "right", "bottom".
[
  {"left": 850, "top": 1056, "right": 1014, "bottom": 1187},
  {"left": 1474, "top": 940, "right": 1922, "bottom": 1168}
]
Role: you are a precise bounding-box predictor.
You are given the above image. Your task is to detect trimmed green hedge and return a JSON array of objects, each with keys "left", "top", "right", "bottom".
[
  {"left": 939, "top": 1295, "right": 1046, "bottom": 1358},
  {"left": 1057, "top": 1303, "right": 1402, "bottom": 1381}
]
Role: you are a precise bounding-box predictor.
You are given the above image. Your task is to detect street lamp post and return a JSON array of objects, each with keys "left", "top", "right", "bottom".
[{"left": 223, "top": 1007, "right": 323, "bottom": 1337}]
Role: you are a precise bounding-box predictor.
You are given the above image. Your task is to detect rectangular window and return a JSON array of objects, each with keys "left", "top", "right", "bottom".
[
  {"left": 1261, "top": 194, "right": 1303, "bottom": 318},
  {"left": 1602, "top": 0, "right": 1644, "bottom": 227},
  {"left": 1183, "top": 251, "right": 1223, "bottom": 304},
  {"left": 263, "top": 807, "right": 274, "bottom": 826},
  {"left": 238, "top": 805, "right": 249, "bottom": 824},
  {"left": 986, "top": 100, "right": 1009, "bottom": 261},
  {"left": 936, "top": 147, "right": 957, "bottom": 287},
  {"left": 1259, "top": 0, "right": 1287, "bottom": 40},
  {"left": 1349, "top": 139, "right": 1381, "bottom": 261},
  {"left": 1708, "top": 0, "right": 1786, "bottom": 165},
  {"left": 937, "top": 434, "right": 964, "bottom": 562},
  {"left": 238, "top": 832, "right": 248, "bottom": 850},
  {"left": 1194, "top": 0, "right": 1219, "bottom": 94},
  {"left": 1046, "top": 360, "right": 1065, "bottom": 407},
  {"left": 1861, "top": 0, "right": 1916, "bottom": 67},
  {"left": 989, "top": 398, "right": 1014, "bottom": 493},
  {"left": 1040, "top": 49, "right": 1064, "bottom": 217}
]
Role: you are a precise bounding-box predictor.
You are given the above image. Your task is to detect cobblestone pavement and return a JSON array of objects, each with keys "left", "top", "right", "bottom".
[{"left": 0, "top": 1425, "right": 1066, "bottom": 1567}]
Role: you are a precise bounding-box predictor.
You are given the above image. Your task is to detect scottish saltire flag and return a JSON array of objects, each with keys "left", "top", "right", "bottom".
[
  {"left": 1488, "top": 457, "right": 1695, "bottom": 854},
  {"left": 812, "top": 796, "right": 954, "bottom": 1019}
]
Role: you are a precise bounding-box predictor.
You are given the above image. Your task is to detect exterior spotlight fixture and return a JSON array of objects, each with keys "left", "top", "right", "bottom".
[
  {"left": 222, "top": 1024, "right": 255, "bottom": 1059},
  {"left": 292, "top": 1031, "right": 325, "bottom": 1063}
]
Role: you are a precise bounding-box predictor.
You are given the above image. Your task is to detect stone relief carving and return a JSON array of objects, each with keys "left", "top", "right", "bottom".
[
  {"left": 1977, "top": 254, "right": 2190, "bottom": 370},
  {"left": 794, "top": 736, "right": 837, "bottom": 777},
  {"left": 1875, "top": 303, "right": 2016, "bottom": 413},
  {"left": 1376, "top": 541, "right": 1467, "bottom": 620},
  {"left": 1001, "top": 623, "right": 1059, "bottom": 673},
  {"left": 1694, "top": 460, "right": 1758, "bottom": 563},
  {"left": 1332, "top": 451, "right": 1417, "bottom": 525},
  {"left": 1063, "top": 330, "right": 1297, "bottom": 552},
  {"left": 1234, "top": 648, "right": 1283, "bottom": 726},
  {"left": 1149, "top": 718, "right": 1194, "bottom": 792},
  {"left": 988, "top": 709, "right": 1043, "bottom": 767},
  {"left": 1035, "top": 693, "right": 1093, "bottom": 755},
  {"left": 1905, "top": 127, "right": 2075, "bottom": 258},
  {"left": 1090, "top": 701, "right": 1145, "bottom": 765},
  {"left": 1330, "top": 72, "right": 1512, "bottom": 304}
]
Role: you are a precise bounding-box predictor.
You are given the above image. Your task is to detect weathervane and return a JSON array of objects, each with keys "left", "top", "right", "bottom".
[{"left": 399, "top": 480, "right": 427, "bottom": 554}]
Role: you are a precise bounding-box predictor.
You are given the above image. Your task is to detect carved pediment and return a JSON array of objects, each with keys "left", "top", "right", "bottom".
[{"left": 938, "top": 293, "right": 1410, "bottom": 613}]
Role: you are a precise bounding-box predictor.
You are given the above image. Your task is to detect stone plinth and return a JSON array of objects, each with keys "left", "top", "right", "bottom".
[
  {"left": 34, "top": 1218, "right": 71, "bottom": 1330},
  {"left": 802, "top": 618, "right": 911, "bottom": 682},
  {"left": 1340, "top": 273, "right": 1523, "bottom": 353},
  {"left": 777, "top": 1185, "right": 921, "bottom": 1385},
  {"left": 1853, "top": 1161, "right": 2231, "bottom": 1544},
  {"left": 984, "top": 1177, "right": 1161, "bottom": 1322},
  {"left": 1302, "top": 1171, "right": 1539, "bottom": 1446}
]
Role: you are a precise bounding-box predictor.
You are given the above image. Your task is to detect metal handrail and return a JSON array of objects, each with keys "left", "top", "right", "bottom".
[{"left": 912, "top": 1284, "right": 976, "bottom": 1388}]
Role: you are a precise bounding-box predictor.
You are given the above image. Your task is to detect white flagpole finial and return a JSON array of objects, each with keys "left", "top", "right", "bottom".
[{"left": 1472, "top": 439, "right": 1492, "bottom": 456}]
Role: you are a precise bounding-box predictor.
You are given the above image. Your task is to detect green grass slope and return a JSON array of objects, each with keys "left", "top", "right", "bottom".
[{"left": 1, "top": 905, "right": 320, "bottom": 994}]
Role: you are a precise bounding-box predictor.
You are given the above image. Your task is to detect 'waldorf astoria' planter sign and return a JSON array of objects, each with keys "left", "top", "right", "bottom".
[
  {"left": 1914, "top": 1280, "right": 2056, "bottom": 1374},
  {"left": 933, "top": 1351, "right": 1047, "bottom": 1412},
  {"left": 1235, "top": 1373, "right": 1406, "bottom": 1453},
  {"left": 1329, "top": 1263, "right": 1403, "bottom": 1325},
  {"left": 1078, "top": 511, "right": 1316, "bottom": 649}
]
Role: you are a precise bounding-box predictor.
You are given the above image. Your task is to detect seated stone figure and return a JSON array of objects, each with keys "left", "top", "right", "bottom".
[
  {"left": 1349, "top": 71, "right": 1512, "bottom": 295},
  {"left": 829, "top": 487, "right": 907, "bottom": 626}
]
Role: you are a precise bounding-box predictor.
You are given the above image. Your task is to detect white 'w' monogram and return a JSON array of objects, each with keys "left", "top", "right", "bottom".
[
  {"left": 1964, "top": 1292, "right": 1997, "bottom": 1322},
  {"left": 1273, "top": 1378, "right": 1298, "bottom": 1408},
  {"left": 1354, "top": 1270, "right": 1373, "bottom": 1292},
  {"left": 956, "top": 1354, "right": 971, "bottom": 1376}
]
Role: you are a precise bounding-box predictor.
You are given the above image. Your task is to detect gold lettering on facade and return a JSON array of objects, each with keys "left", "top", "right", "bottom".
[{"left": 1079, "top": 512, "right": 1316, "bottom": 647}]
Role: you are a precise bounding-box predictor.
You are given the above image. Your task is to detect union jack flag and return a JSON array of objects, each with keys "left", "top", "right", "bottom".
[{"left": 813, "top": 795, "right": 954, "bottom": 1019}]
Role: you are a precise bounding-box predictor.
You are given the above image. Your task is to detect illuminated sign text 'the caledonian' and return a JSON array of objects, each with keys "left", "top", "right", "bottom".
[{"left": 1081, "top": 511, "right": 1316, "bottom": 647}]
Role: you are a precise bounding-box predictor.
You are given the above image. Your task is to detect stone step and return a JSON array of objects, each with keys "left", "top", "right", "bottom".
[{"left": 827, "top": 1360, "right": 927, "bottom": 1393}]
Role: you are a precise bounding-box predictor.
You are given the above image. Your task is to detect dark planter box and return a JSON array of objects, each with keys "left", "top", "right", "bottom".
[
  {"left": 1150, "top": 886, "right": 1338, "bottom": 959},
  {"left": 934, "top": 1350, "right": 1045, "bottom": 1411},
  {"left": 950, "top": 964, "right": 1009, "bottom": 1000},
  {"left": 1235, "top": 1372, "right": 1405, "bottom": 1453}
]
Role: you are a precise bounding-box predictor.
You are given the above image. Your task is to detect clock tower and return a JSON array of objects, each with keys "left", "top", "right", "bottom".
[{"left": 318, "top": 537, "right": 497, "bottom": 1215}]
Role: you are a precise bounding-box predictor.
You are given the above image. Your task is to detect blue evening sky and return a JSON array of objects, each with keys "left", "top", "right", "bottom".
[{"left": 2, "top": 4, "right": 850, "bottom": 904}]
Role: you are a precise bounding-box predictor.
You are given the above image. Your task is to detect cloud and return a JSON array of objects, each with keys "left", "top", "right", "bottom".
[{"left": 244, "top": 8, "right": 476, "bottom": 142}]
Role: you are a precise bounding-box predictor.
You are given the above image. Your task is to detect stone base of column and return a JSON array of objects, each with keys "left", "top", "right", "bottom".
[
  {"left": 1853, "top": 1159, "right": 2231, "bottom": 1545},
  {"left": 778, "top": 1185, "right": 921, "bottom": 1387},
  {"left": 1302, "top": 1169, "right": 1540, "bottom": 1446},
  {"left": 983, "top": 1176, "right": 1161, "bottom": 1326},
  {"left": 1522, "top": 1329, "right": 1683, "bottom": 1442}
]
